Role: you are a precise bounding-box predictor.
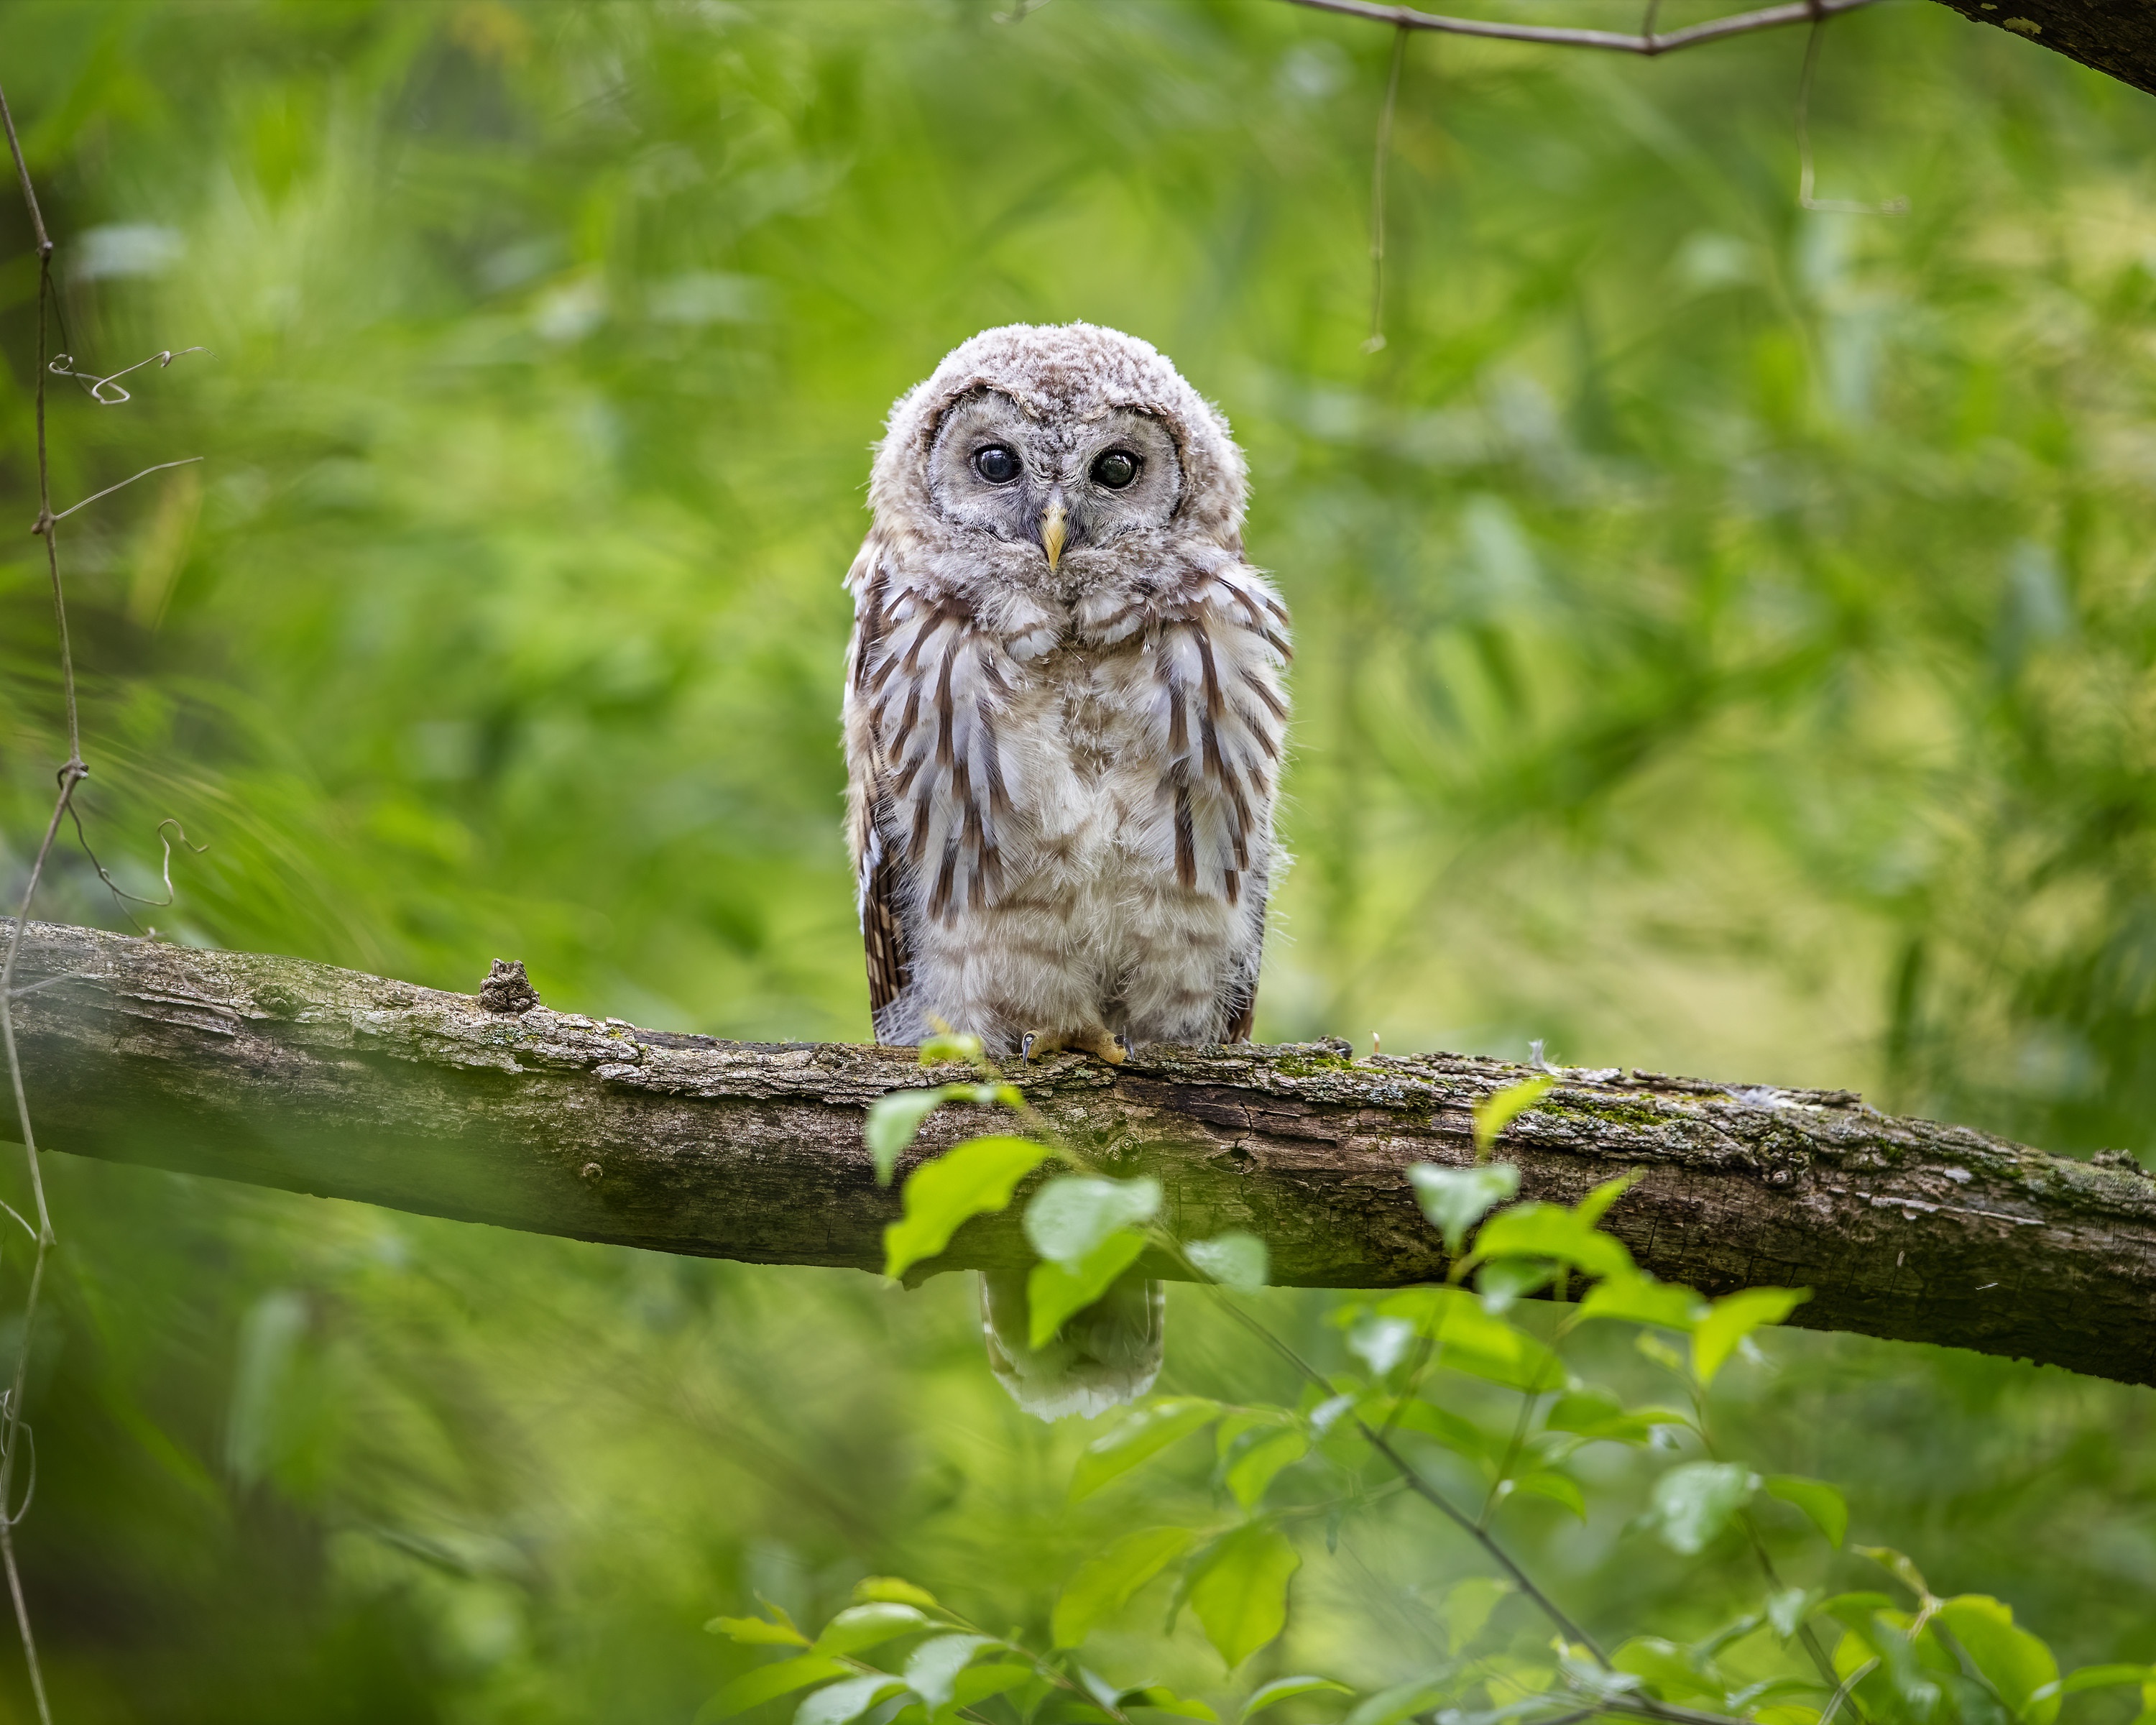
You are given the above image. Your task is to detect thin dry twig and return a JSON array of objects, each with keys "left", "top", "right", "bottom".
[
  {"left": 1363, "top": 24, "right": 1409, "bottom": 354},
  {"left": 1795, "top": 17, "right": 1907, "bottom": 213},
  {"left": 0, "top": 73, "right": 206, "bottom": 1725},
  {"left": 1279, "top": 0, "right": 1884, "bottom": 54}
]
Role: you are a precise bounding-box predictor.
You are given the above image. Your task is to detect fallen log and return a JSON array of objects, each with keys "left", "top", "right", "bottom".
[{"left": 5, "top": 918, "right": 2153, "bottom": 1385}]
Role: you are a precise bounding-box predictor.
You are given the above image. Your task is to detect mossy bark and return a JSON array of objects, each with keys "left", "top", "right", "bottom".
[{"left": 8, "top": 919, "right": 2156, "bottom": 1386}]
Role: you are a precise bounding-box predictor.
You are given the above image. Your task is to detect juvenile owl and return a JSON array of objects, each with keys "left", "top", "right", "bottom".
[{"left": 842, "top": 323, "right": 1291, "bottom": 1418}]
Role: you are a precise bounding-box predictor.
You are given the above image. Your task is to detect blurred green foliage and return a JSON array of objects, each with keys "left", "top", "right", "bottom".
[{"left": 1, "top": 1, "right": 2155, "bottom": 1719}]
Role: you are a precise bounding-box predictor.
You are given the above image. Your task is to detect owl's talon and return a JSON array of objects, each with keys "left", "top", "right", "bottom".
[{"left": 1022, "top": 1031, "right": 1065, "bottom": 1062}]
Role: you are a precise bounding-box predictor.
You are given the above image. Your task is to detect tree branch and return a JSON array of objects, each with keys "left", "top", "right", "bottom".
[
  {"left": 8, "top": 918, "right": 2155, "bottom": 1386},
  {"left": 1276, "top": 0, "right": 2156, "bottom": 103}
]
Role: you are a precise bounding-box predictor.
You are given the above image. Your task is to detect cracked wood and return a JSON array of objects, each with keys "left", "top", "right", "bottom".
[{"left": 6, "top": 918, "right": 2156, "bottom": 1386}]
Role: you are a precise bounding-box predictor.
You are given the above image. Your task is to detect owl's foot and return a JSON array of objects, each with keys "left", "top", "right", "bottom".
[{"left": 1021, "top": 1029, "right": 1128, "bottom": 1065}]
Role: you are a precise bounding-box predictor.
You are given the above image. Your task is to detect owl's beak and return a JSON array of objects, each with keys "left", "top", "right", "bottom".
[{"left": 1038, "top": 490, "right": 1068, "bottom": 571}]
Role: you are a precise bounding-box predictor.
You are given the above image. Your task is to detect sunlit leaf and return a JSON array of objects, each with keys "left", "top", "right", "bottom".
[
  {"left": 1241, "top": 1677, "right": 1353, "bottom": 1721},
  {"left": 1545, "top": 1386, "right": 1688, "bottom": 1445},
  {"left": 1187, "top": 1230, "right": 1269, "bottom": 1293},
  {"left": 1070, "top": 1397, "right": 1221, "bottom": 1500},
  {"left": 1406, "top": 1162, "right": 1520, "bottom": 1254},
  {"left": 918, "top": 1032, "right": 985, "bottom": 1066},
  {"left": 946, "top": 1665, "right": 1034, "bottom": 1716},
  {"left": 2058, "top": 1666, "right": 2155, "bottom": 1696},
  {"left": 1764, "top": 1475, "right": 1848, "bottom": 1548},
  {"left": 1027, "top": 1229, "right": 1148, "bottom": 1348},
  {"left": 814, "top": 1602, "right": 931, "bottom": 1656},
  {"left": 1574, "top": 1273, "right": 1706, "bottom": 1332},
  {"left": 1051, "top": 1527, "right": 1196, "bottom": 1648},
  {"left": 1342, "top": 1678, "right": 1448, "bottom": 1725},
  {"left": 709, "top": 1655, "right": 852, "bottom": 1719},
  {"left": 1188, "top": 1523, "right": 1301, "bottom": 1670},
  {"left": 1475, "top": 1256, "right": 1554, "bottom": 1313},
  {"left": 867, "top": 1088, "right": 952, "bottom": 1186},
  {"left": 1935, "top": 1596, "right": 2060, "bottom": 1725},
  {"left": 1346, "top": 1312, "right": 1419, "bottom": 1378},
  {"left": 707, "top": 1613, "right": 812, "bottom": 1646},
  {"left": 1373, "top": 1288, "right": 1567, "bottom": 1393},
  {"left": 1613, "top": 1638, "right": 1723, "bottom": 1706},
  {"left": 1510, "top": 1468, "right": 1586, "bottom": 1519},
  {"left": 1120, "top": 1685, "right": 1220, "bottom": 1721},
  {"left": 1473, "top": 1075, "right": 1554, "bottom": 1158},
  {"left": 1471, "top": 1203, "right": 1632, "bottom": 1280},
  {"left": 797, "top": 1675, "right": 910, "bottom": 1725},
  {"left": 902, "top": 1634, "right": 994, "bottom": 1714},
  {"left": 883, "top": 1136, "right": 1048, "bottom": 1279},
  {"left": 1644, "top": 1460, "right": 1755, "bottom": 1555},
  {"left": 1438, "top": 1577, "right": 1514, "bottom": 1655},
  {"left": 854, "top": 1578, "right": 941, "bottom": 1610},
  {"left": 1691, "top": 1286, "right": 1809, "bottom": 1386},
  {"left": 1574, "top": 1172, "right": 1641, "bottom": 1228},
  {"left": 1225, "top": 1427, "right": 1308, "bottom": 1509},
  {"left": 1024, "top": 1174, "right": 1161, "bottom": 1269}
]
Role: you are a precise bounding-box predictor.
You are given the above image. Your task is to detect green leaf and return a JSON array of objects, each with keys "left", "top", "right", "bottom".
[
  {"left": 1187, "top": 1231, "right": 1269, "bottom": 1293},
  {"left": 1346, "top": 1312, "right": 1419, "bottom": 1378},
  {"left": 1936, "top": 1596, "right": 2060, "bottom": 1725},
  {"left": 1120, "top": 1686, "right": 1220, "bottom": 1721},
  {"left": 1225, "top": 1428, "right": 1309, "bottom": 1509},
  {"left": 1574, "top": 1172, "right": 1641, "bottom": 1228},
  {"left": 1644, "top": 1461, "right": 1756, "bottom": 1555},
  {"left": 918, "top": 1032, "right": 985, "bottom": 1065},
  {"left": 1374, "top": 1288, "right": 1566, "bottom": 1393},
  {"left": 945, "top": 1665, "right": 1034, "bottom": 1718},
  {"left": 707, "top": 1614, "right": 813, "bottom": 1647},
  {"left": 1386, "top": 1399, "right": 1501, "bottom": 1471},
  {"left": 1573, "top": 1273, "right": 1705, "bottom": 1332},
  {"left": 798, "top": 1675, "right": 910, "bottom": 1725},
  {"left": 1613, "top": 1638, "right": 1723, "bottom": 1706},
  {"left": 1438, "top": 1578, "right": 1514, "bottom": 1655},
  {"left": 1766, "top": 1588, "right": 1812, "bottom": 1642},
  {"left": 1051, "top": 1527, "right": 1196, "bottom": 1647},
  {"left": 1189, "top": 1523, "right": 1302, "bottom": 1670},
  {"left": 1406, "top": 1162, "right": 1521, "bottom": 1254},
  {"left": 815, "top": 1602, "right": 931, "bottom": 1656},
  {"left": 902, "top": 1634, "right": 993, "bottom": 1714},
  {"left": 1241, "top": 1678, "right": 1353, "bottom": 1721},
  {"left": 2060, "top": 1666, "right": 2155, "bottom": 1696},
  {"left": 1027, "top": 1229, "right": 1148, "bottom": 1348},
  {"left": 1855, "top": 1545, "right": 1932, "bottom": 1601},
  {"left": 1475, "top": 1256, "right": 1554, "bottom": 1313},
  {"left": 1511, "top": 1469, "right": 1586, "bottom": 1519},
  {"left": 883, "top": 1136, "right": 1049, "bottom": 1279},
  {"left": 867, "top": 1089, "right": 952, "bottom": 1185},
  {"left": 1692, "top": 1287, "right": 1810, "bottom": 1386},
  {"left": 710, "top": 1655, "right": 852, "bottom": 1719},
  {"left": 1545, "top": 1387, "right": 1687, "bottom": 1445},
  {"left": 853, "top": 1577, "right": 941, "bottom": 1610},
  {"left": 1343, "top": 1679, "right": 1448, "bottom": 1725},
  {"left": 1471, "top": 1203, "right": 1634, "bottom": 1281},
  {"left": 1764, "top": 1474, "right": 1848, "bottom": 1548},
  {"left": 1025, "top": 1175, "right": 1162, "bottom": 1268},
  {"left": 1071, "top": 1397, "right": 1221, "bottom": 1500},
  {"left": 1473, "top": 1075, "right": 1554, "bottom": 1158}
]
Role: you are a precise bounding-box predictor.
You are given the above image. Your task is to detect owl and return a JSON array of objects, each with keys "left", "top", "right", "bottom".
[{"left": 842, "top": 323, "right": 1291, "bottom": 1419}]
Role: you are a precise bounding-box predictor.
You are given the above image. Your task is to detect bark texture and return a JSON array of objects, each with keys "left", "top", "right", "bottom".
[
  {"left": 7, "top": 919, "right": 2156, "bottom": 1386},
  {"left": 1932, "top": 0, "right": 2156, "bottom": 98}
]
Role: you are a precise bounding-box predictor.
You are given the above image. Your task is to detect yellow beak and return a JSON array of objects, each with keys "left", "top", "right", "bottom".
[{"left": 1041, "top": 494, "right": 1067, "bottom": 571}]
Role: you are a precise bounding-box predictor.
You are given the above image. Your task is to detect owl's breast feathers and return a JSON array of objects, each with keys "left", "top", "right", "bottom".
[{"left": 842, "top": 528, "right": 1289, "bottom": 1041}]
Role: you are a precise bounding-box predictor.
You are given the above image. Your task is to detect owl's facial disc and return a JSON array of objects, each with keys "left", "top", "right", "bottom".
[{"left": 927, "top": 390, "right": 1184, "bottom": 575}]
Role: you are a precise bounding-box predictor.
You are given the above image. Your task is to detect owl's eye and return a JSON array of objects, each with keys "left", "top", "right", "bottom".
[
  {"left": 1091, "top": 449, "right": 1139, "bottom": 490},
  {"left": 973, "top": 444, "right": 1021, "bottom": 484}
]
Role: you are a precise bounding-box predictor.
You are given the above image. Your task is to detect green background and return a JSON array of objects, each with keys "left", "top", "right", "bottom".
[{"left": 1, "top": 1, "right": 2153, "bottom": 1719}]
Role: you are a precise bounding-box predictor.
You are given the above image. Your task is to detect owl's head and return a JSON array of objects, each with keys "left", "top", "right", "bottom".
[{"left": 871, "top": 323, "right": 1245, "bottom": 589}]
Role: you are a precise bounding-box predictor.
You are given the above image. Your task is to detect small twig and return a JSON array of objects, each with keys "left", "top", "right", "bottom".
[
  {"left": 48, "top": 346, "right": 206, "bottom": 407},
  {"left": 1363, "top": 24, "right": 1409, "bottom": 354},
  {"left": 1280, "top": 0, "right": 1884, "bottom": 54},
  {"left": 42, "top": 456, "right": 205, "bottom": 530},
  {"left": 1795, "top": 17, "right": 1907, "bottom": 214}
]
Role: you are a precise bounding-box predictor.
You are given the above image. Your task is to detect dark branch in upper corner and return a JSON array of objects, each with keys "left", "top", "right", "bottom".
[
  {"left": 1276, "top": 0, "right": 1882, "bottom": 56},
  {"left": 1278, "top": 0, "right": 2156, "bottom": 101},
  {"left": 7, "top": 917, "right": 2156, "bottom": 1390}
]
